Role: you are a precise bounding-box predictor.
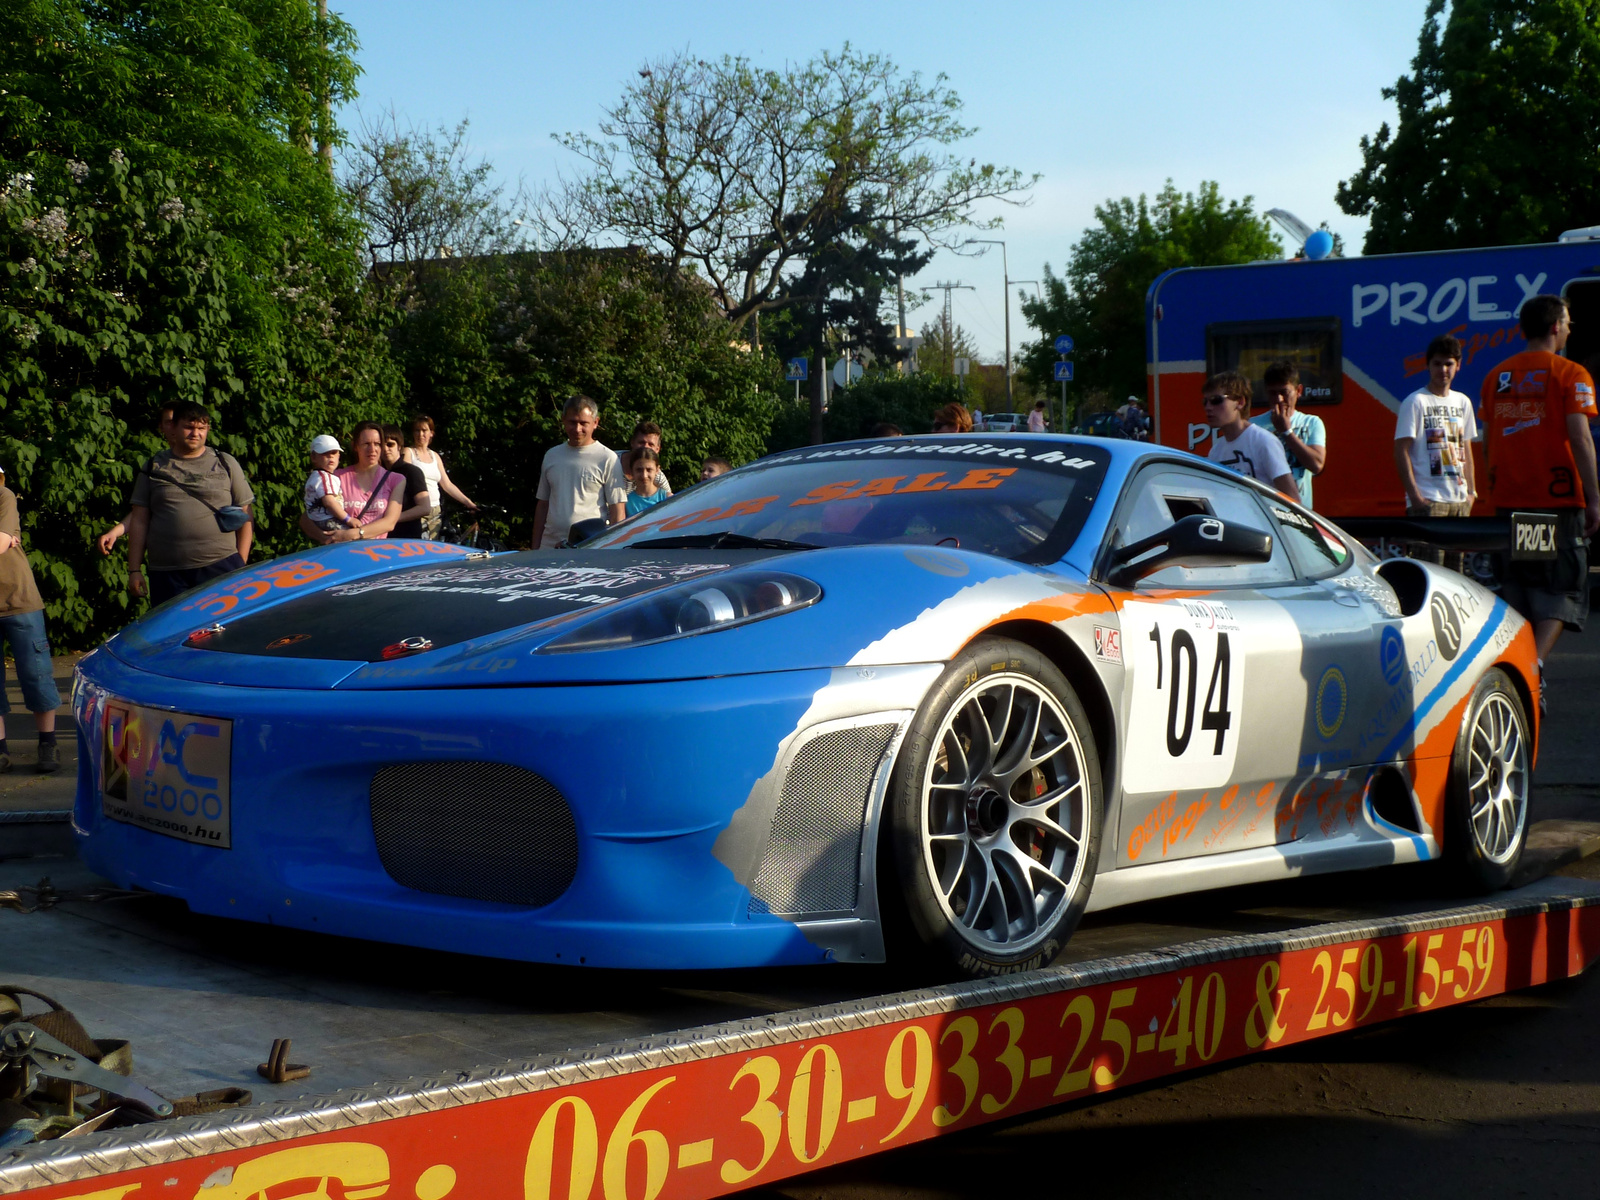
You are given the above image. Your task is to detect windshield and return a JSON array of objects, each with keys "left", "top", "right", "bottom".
[{"left": 588, "top": 438, "right": 1110, "bottom": 563}]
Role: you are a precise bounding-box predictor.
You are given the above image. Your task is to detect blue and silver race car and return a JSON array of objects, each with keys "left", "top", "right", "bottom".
[{"left": 73, "top": 435, "right": 1538, "bottom": 977}]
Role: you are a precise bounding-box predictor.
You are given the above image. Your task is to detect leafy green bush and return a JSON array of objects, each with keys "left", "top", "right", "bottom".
[
  {"left": 0, "top": 154, "right": 399, "bottom": 643},
  {"left": 766, "top": 370, "right": 974, "bottom": 452},
  {"left": 383, "top": 252, "right": 780, "bottom": 541}
]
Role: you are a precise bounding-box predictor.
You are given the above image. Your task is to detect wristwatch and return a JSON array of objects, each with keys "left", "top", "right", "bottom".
[{"left": 357, "top": 527, "right": 365, "bottom": 540}]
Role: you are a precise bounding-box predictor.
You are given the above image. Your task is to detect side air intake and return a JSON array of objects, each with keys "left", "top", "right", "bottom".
[{"left": 748, "top": 724, "right": 897, "bottom": 917}]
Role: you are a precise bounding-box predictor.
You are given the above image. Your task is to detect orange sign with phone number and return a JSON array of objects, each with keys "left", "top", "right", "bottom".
[{"left": 14, "top": 901, "right": 1599, "bottom": 1200}]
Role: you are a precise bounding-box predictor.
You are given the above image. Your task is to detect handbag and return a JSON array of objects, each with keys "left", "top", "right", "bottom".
[{"left": 143, "top": 454, "right": 252, "bottom": 533}]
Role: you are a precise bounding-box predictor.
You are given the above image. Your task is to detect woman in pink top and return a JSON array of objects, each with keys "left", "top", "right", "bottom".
[{"left": 298, "top": 423, "right": 404, "bottom": 544}]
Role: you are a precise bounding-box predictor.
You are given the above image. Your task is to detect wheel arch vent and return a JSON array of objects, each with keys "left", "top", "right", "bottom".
[{"left": 748, "top": 723, "right": 898, "bottom": 917}]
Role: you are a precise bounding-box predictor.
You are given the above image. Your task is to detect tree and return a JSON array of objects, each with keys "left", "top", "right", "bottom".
[
  {"left": 1337, "top": 0, "right": 1600, "bottom": 252},
  {"left": 542, "top": 47, "right": 1033, "bottom": 330},
  {"left": 1017, "top": 181, "right": 1281, "bottom": 408},
  {"left": 766, "top": 369, "right": 973, "bottom": 451},
  {"left": 757, "top": 201, "right": 932, "bottom": 440},
  {"left": 0, "top": 1, "right": 401, "bottom": 644},
  {"left": 2, "top": 0, "right": 363, "bottom": 271},
  {"left": 341, "top": 112, "right": 531, "bottom": 265},
  {"left": 383, "top": 250, "right": 778, "bottom": 543},
  {"left": 917, "top": 319, "right": 983, "bottom": 379}
]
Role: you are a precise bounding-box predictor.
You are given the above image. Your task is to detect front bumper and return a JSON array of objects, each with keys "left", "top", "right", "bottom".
[{"left": 72, "top": 649, "right": 934, "bottom": 969}]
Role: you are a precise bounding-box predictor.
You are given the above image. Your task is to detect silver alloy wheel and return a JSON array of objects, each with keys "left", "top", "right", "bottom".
[
  {"left": 919, "top": 673, "right": 1091, "bottom": 954},
  {"left": 1465, "top": 689, "right": 1528, "bottom": 864}
]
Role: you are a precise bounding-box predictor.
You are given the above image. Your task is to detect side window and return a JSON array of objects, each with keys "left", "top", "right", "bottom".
[
  {"left": 1110, "top": 467, "right": 1295, "bottom": 588},
  {"left": 1264, "top": 499, "right": 1352, "bottom": 578}
]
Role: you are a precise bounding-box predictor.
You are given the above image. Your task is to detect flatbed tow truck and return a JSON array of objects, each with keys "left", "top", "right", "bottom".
[{"left": 5, "top": 813, "right": 1600, "bottom": 1200}]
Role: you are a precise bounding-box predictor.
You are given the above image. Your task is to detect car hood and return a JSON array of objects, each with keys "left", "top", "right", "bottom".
[{"left": 102, "top": 542, "right": 1099, "bottom": 689}]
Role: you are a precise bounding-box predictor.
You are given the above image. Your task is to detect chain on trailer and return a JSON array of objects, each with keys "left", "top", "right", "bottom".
[{"left": 3, "top": 879, "right": 1599, "bottom": 1200}]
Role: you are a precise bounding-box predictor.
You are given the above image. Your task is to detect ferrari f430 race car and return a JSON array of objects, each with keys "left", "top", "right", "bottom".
[{"left": 72, "top": 436, "right": 1537, "bottom": 977}]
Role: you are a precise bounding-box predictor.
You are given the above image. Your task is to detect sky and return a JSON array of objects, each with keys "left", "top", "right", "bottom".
[{"left": 331, "top": 0, "right": 1433, "bottom": 364}]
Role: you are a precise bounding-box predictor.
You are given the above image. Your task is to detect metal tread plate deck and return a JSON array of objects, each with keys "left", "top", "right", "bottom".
[{"left": 5, "top": 876, "right": 1600, "bottom": 1199}]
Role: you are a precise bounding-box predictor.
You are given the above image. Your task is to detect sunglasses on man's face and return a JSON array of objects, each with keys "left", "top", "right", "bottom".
[{"left": 1201, "top": 395, "right": 1233, "bottom": 407}]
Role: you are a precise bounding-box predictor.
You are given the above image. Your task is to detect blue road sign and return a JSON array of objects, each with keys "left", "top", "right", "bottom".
[
  {"left": 786, "top": 358, "right": 809, "bottom": 381},
  {"left": 1054, "top": 334, "right": 1075, "bottom": 355},
  {"left": 1053, "top": 360, "right": 1075, "bottom": 382}
]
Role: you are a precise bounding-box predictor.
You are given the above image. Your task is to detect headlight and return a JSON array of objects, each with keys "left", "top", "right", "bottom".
[{"left": 538, "top": 569, "right": 821, "bottom": 653}]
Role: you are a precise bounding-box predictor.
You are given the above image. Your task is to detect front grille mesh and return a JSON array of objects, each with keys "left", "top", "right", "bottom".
[
  {"left": 370, "top": 762, "right": 578, "bottom": 907},
  {"left": 749, "top": 724, "right": 896, "bottom": 917}
]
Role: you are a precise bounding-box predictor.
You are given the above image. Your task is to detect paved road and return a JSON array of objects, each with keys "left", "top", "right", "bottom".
[{"left": 755, "top": 622, "right": 1600, "bottom": 1200}]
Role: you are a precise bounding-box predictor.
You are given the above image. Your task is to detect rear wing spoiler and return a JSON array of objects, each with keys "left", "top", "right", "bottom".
[
  {"left": 1340, "top": 512, "right": 1569, "bottom": 560},
  {"left": 1337, "top": 517, "right": 1513, "bottom": 552}
]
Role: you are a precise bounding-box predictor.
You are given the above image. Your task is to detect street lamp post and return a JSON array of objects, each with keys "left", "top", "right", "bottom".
[{"left": 966, "top": 239, "right": 1011, "bottom": 409}]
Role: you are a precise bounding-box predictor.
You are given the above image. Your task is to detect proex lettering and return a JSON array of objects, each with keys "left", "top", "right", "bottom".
[
  {"left": 1350, "top": 272, "right": 1546, "bottom": 329},
  {"left": 1516, "top": 523, "right": 1556, "bottom": 553}
]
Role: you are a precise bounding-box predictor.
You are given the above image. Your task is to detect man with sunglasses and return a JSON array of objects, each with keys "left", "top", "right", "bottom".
[{"left": 1202, "top": 371, "right": 1302, "bottom": 503}]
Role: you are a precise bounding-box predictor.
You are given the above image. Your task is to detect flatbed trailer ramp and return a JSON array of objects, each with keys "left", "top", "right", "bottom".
[{"left": 4, "top": 824, "right": 1600, "bottom": 1199}]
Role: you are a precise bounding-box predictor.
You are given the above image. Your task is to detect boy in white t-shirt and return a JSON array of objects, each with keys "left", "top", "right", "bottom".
[
  {"left": 1202, "top": 371, "right": 1301, "bottom": 502},
  {"left": 1394, "top": 334, "right": 1477, "bottom": 516},
  {"left": 303, "top": 434, "right": 358, "bottom": 532},
  {"left": 1394, "top": 334, "right": 1477, "bottom": 570}
]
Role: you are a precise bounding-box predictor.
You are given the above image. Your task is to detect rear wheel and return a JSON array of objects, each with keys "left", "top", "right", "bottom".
[
  {"left": 888, "top": 638, "right": 1102, "bottom": 978},
  {"left": 1445, "top": 668, "right": 1530, "bottom": 891}
]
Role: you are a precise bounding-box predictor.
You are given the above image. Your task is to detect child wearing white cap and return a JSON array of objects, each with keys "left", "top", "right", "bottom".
[{"left": 304, "top": 434, "right": 358, "bottom": 532}]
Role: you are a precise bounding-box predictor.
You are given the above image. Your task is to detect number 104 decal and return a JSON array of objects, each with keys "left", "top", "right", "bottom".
[{"left": 1120, "top": 600, "right": 1248, "bottom": 793}]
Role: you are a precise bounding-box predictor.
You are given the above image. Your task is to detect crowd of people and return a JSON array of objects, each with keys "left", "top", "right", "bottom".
[
  {"left": 1, "top": 307, "right": 1592, "bottom": 775},
  {"left": 1197, "top": 293, "right": 1597, "bottom": 659},
  {"left": 87, "top": 398, "right": 737, "bottom": 588}
]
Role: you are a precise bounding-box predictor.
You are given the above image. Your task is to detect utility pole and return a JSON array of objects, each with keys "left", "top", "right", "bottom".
[
  {"left": 928, "top": 282, "right": 974, "bottom": 376},
  {"left": 811, "top": 295, "right": 827, "bottom": 446},
  {"left": 966, "top": 239, "right": 1011, "bottom": 408},
  {"left": 1013, "top": 280, "right": 1041, "bottom": 419}
]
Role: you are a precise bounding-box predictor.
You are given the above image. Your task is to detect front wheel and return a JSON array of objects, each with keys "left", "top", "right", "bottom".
[
  {"left": 887, "top": 638, "right": 1102, "bottom": 978},
  {"left": 1444, "top": 668, "right": 1530, "bottom": 891}
]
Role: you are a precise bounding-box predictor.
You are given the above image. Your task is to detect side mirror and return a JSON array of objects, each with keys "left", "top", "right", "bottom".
[
  {"left": 564, "top": 517, "right": 609, "bottom": 548},
  {"left": 1107, "top": 513, "right": 1274, "bottom": 586}
]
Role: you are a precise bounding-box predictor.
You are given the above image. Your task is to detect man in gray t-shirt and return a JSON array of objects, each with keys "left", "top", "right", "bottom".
[
  {"left": 532, "top": 396, "right": 628, "bottom": 549},
  {"left": 127, "top": 401, "right": 254, "bottom": 604}
]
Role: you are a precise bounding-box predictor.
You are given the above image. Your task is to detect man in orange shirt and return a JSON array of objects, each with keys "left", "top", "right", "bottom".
[{"left": 1480, "top": 294, "right": 1600, "bottom": 661}]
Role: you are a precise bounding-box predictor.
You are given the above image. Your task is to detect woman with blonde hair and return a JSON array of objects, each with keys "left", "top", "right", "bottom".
[
  {"left": 931, "top": 403, "right": 973, "bottom": 434},
  {"left": 403, "top": 414, "right": 477, "bottom": 538}
]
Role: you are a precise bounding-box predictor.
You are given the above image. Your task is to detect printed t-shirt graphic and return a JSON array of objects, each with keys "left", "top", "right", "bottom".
[
  {"left": 1394, "top": 387, "right": 1477, "bottom": 505},
  {"left": 1479, "top": 351, "right": 1598, "bottom": 507},
  {"left": 1208, "top": 422, "right": 1292, "bottom": 489}
]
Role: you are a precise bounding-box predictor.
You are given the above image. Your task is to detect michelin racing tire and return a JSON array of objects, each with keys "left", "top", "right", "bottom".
[
  {"left": 888, "top": 637, "right": 1102, "bottom": 978},
  {"left": 1445, "top": 667, "right": 1530, "bottom": 892}
]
